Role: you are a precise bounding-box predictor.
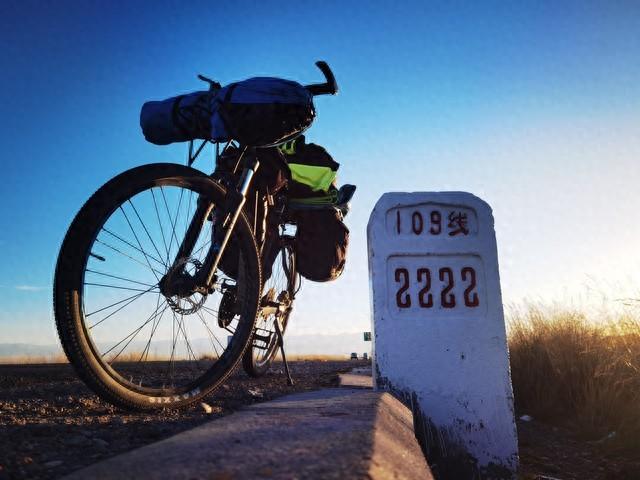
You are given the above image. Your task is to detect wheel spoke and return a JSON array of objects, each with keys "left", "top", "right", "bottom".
[
  {"left": 118, "top": 206, "right": 163, "bottom": 283},
  {"left": 169, "top": 188, "right": 186, "bottom": 256},
  {"left": 168, "top": 309, "right": 179, "bottom": 383},
  {"left": 88, "top": 284, "right": 157, "bottom": 328},
  {"left": 151, "top": 188, "right": 170, "bottom": 260},
  {"left": 86, "top": 283, "right": 157, "bottom": 318},
  {"left": 103, "top": 301, "right": 169, "bottom": 360},
  {"left": 139, "top": 293, "right": 166, "bottom": 364},
  {"left": 192, "top": 236, "right": 212, "bottom": 260},
  {"left": 102, "top": 227, "right": 166, "bottom": 268},
  {"left": 195, "top": 310, "right": 223, "bottom": 357},
  {"left": 176, "top": 312, "right": 202, "bottom": 369},
  {"left": 85, "top": 282, "right": 160, "bottom": 293},
  {"left": 200, "top": 305, "right": 220, "bottom": 317},
  {"left": 184, "top": 190, "right": 194, "bottom": 251},
  {"left": 94, "top": 238, "right": 165, "bottom": 278},
  {"left": 128, "top": 199, "right": 167, "bottom": 268},
  {"left": 161, "top": 186, "right": 185, "bottom": 265},
  {"left": 86, "top": 269, "right": 157, "bottom": 288},
  {"left": 159, "top": 186, "right": 176, "bottom": 265}
]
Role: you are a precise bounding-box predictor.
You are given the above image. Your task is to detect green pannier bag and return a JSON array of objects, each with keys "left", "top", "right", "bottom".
[
  {"left": 279, "top": 136, "right": 339, "bottom": 201},
  {"left": 280, "top": 137, "right": 349, "bottom": 282}
]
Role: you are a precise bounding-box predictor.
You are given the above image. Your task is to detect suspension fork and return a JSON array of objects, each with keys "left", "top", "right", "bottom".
[
  {"left": 165, "top": 147, "right": 259, "bottom": 293},
  {"left": 199, "top": 149, "right": 260, "bottom": 290},
  {"left": 172, "top": 196, "right": 214, "bottom": 265}
]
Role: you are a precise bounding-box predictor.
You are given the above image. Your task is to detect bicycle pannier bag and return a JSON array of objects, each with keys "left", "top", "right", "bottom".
[
  {"left": 140, "top": 78, "right": 315, "bottom": 146},
  {"left": 294, "top": 209, "right": 349, "bottom": 282},
  {"left": 211, "top": 78, "right": 315, "bottom": 146},
  {"left": 280, "top": 138, "right": 339, "bottom": 198}
]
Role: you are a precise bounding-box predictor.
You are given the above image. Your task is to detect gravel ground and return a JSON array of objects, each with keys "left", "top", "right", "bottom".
[
  {"left": 1, "top": 360, "right": 637, "bottom": 480},
  {"left": 0, "top": 360, "right": 366, "bottom": 479},
  {"left": 516, "top": 416, "right": 639, "bottom": 480}
]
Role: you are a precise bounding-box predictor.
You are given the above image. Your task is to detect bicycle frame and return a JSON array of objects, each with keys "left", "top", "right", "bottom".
[
  {"left": 160, "top": 144, "right": 261, "bottom": 297},
  {"left": 161, "top": 135, "right": 335, "bottom": 300}
]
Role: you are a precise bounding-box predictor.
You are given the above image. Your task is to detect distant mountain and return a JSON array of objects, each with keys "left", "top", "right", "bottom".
[
  {"left": 0, "top": 343, "right": 62, "bottom": 357},
  {"left": 0, "top": 332, "right": 371, "bottom": 360},
  {"left": 284, "top": 332, "right": 370, "bottom": 356}
]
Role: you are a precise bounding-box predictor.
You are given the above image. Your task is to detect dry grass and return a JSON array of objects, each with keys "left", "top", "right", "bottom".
[
  {"left": 0, "top": 352, "right": 182, "bottom": 365},
  {"left": 282, "top": 354, "right": 356, "bottom": 361},
  {"left": 104, "top": 353, "right": 356, "bottom": 363},
  {"left": 0, "top": 352, "right": 356, "bottom": 365},
  {"left": 507, "top": 305, "right": 640, "bottom": 455},
  {"left": 0, "top": 353, "right": 68, "bottom": 365}
]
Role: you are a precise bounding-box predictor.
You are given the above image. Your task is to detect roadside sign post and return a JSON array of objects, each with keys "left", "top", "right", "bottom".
[{"left": 367, "top": 192, "right": 518, "bottom": 478}]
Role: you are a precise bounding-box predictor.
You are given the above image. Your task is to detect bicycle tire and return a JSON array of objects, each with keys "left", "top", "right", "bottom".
[
  {"left": 54, "top": 163, "right": 261, "bottom": 410},
  {"left": 242, "top": 244, "right": 296, "bottom": 377}
]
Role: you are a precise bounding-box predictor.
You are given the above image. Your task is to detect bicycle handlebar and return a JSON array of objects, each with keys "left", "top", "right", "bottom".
[
  {"left": 198, "top": 62, "right": 337, "bottom": 95},
  {"left": 305, "top": 61, "right": 338, "bottom": 96}
]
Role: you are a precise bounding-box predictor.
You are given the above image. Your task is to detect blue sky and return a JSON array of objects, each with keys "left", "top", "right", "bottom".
[{"left": 1, "top": 1, "right": 639, "bottom": 344}]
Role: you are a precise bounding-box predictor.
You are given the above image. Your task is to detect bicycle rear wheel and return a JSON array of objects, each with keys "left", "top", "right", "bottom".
[
  {"left": 54, "top": 163, "right": 261, "bottom": 410},
  {"left": 242, "top": 243, "right": 296, "bottom": 377}
]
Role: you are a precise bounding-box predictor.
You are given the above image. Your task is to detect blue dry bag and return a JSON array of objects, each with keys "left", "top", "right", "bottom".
[{"left": 140, "top": 77, "right": 315, "bottom": 147}]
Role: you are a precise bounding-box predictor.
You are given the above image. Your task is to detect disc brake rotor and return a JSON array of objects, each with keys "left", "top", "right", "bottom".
[{"left": 164, "top": 257, "right": 207, "bottom": 315}]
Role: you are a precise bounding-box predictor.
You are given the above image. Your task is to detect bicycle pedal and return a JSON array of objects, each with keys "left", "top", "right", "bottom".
[{"left": 218, "top": 288, "right": 238, "bottom": 328}]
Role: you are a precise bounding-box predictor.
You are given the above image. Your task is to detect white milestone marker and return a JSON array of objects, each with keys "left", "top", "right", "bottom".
[{"left": 367, "top": 192, "right": 518, "bottom": 479}]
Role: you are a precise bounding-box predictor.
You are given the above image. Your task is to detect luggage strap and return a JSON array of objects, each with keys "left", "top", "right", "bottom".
[
  {"left": 214, "top": 83, "right": 240, "bottom": 141},
  {"left": 289, "top": 190, "right": 339, "bottom": 207}
]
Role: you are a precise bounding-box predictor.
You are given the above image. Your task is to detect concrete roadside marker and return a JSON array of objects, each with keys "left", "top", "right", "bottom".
[{"left": 367, "top": 192, "right": 518, "bottom": 479}]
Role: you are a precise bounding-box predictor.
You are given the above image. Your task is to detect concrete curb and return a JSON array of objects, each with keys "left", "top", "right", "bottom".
[
  {"left": 339, "top": 366, "right": 374, "bottom": 388},
  {"left": 64, "top": 372, "right": 432, "bottom": 479}
]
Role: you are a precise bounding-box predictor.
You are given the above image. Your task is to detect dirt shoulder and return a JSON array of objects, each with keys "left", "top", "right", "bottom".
[
  {"left": 516, "top": 415, "right": 639, "bottom": 480},
  {"left": 0, "top": 360, "right": 365, "bottom": 480},
  {"left": 1, "top": 360, "right": 637, "bottom": 480}
]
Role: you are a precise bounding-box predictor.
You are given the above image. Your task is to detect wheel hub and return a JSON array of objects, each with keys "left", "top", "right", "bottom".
[{"left": 159, "top": 257, "right": 208, "bottom": 315}]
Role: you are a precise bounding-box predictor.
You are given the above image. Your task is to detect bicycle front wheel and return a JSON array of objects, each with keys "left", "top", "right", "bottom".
[{"left": 54, "top": 163, "right": 261, "bottom": 410}]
